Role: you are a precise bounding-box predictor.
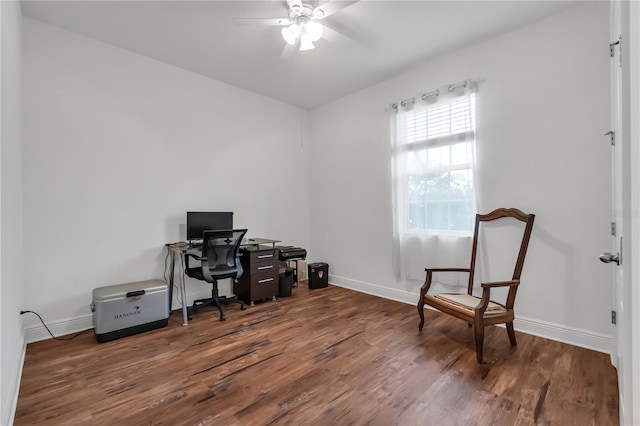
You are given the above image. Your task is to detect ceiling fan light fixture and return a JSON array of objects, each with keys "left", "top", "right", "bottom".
[
  {"left": 299, "top": 33, "right": 315, "bottom": 51},
  {"left": 281, "top": 24, "right": 300, "bottom": 45},
  {"left": 306, "top": 20, "right": 323, "bottom": 42}
]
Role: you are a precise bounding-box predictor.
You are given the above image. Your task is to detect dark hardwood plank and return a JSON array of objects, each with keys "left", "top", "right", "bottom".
[{"left": 15, "top": 283, "right": 618, "bottom": 425}]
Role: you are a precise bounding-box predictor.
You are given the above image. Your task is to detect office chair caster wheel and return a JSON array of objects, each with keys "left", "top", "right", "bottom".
[
  {"left": 241, "top": 304, "right": 247, "bottom": 311},
  {"left": 220, "top": 314, "right": 226, "bottom": 321}
]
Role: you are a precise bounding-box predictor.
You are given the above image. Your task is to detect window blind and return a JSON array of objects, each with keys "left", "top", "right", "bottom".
[{"left": 404, "top": 96, "right": 476, "bottom": 146}]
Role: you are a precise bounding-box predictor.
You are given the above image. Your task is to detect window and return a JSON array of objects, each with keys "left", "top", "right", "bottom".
[{"left": 396, "top": 93, "right": 476, "bottom": 233}]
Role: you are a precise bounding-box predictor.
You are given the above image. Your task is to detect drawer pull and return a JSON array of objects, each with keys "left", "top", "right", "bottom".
[
  {"left": 257, "top": 254, "right": 274, "bottom": 259},
  {"left": 258, "top": 278, "right": 274, "bottom": 284},
  {"left": 258, "top": 265, "right": 273, "bottom": 270}
]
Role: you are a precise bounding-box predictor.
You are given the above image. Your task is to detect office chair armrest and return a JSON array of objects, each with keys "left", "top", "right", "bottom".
[
  {"left": 184, "top": 253, "right": 206, "bottom": 262},
  {"left": 480, "top": 280, "right": 520, "bottom": 288},
  {"left": 202, "top": 268, "right": 214, "bottom": 283}
]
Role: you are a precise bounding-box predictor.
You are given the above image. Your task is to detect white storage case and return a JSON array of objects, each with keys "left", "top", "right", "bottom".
[{"left": 91, "top": 279, "right": 169, "bottom": 343}]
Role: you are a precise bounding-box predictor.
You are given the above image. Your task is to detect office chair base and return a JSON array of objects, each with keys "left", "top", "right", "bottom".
[{"left": 189, "top": 296, "right": 246, "bottom": 322}]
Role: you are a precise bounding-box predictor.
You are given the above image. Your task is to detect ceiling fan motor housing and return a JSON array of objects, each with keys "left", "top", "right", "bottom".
[{"left": 287, "top": 0, "right": 323, "bottom": 22}]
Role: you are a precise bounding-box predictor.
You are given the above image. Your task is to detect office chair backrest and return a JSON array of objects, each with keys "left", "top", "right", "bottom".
[{"left": 201, "top": 229, "right": 248, "bottom": 281}]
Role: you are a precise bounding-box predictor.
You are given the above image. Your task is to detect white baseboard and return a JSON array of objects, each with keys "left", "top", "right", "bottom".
[
  {"left": 3, "top": 340, "right": 26, "bottom": 426},
  {"left": 328, "top": 274, "right": 418, "bottom": 305},
  {"left": 24, "top": 277, "right": 613, "bottom": 355},
  {"left": 24, "top": 314, "right": 94, "bottom": 343},
  {"left": 329, "top": 274, "right": 613, "bottom": 355},
  {"left": 511, "top": 316, "right": 612, "bottom": 354}
]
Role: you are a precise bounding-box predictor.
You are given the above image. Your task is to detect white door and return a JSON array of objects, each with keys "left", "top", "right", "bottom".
[
  {"left": 604, "top": 0, "right": 623, "bottom": 369},
  {"left": 602, "top": 1, "right": 635, "bottom": 423}
]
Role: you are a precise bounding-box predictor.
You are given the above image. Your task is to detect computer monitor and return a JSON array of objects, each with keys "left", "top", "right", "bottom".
[{"left": 186, "top": 211, "right": 233, "bottom": 241}]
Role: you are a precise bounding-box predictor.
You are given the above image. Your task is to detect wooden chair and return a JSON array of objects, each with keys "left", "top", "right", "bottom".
[{"left": 417, "top": 208, "right": 535, "bottom": 363}]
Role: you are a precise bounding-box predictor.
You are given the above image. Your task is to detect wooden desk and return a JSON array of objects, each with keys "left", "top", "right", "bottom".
[
  {"left": 241, "top": 238, "right": 280, "bottom": 249},
  {"left": 166, "top": 238, "right": 281, "bottom": 326}
]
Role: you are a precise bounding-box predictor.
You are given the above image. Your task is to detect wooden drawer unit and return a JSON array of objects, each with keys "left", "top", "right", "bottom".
[{"left": 235, "top": 247, "right": 279, "bottom": 306}]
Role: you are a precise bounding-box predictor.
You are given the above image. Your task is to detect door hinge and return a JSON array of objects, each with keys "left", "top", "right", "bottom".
[
  {"left": 611, "top": 222, "right": 617, "bottom": 236},
  {"left": 605, "top": 130, "right": 615, "bottom": 146},
  {"left": 611, "top": 310, "right": 617, "bottom": 325}
]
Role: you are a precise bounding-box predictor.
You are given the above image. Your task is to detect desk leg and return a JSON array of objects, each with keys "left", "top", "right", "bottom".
[
  {"left": 179, "top": 252, "right": 189, "bottom": 326},
  {"left": 168, "top": 249, "right": 176, "bottom": 312}
]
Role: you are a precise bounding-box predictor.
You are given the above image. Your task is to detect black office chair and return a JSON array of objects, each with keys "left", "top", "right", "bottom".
[{"left": 185, "top": 229, "right": 248, "bottom": 321}]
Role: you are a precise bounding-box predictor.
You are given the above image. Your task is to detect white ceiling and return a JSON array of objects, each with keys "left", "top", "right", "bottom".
[{"left": 21, "top": 0, "right": 580, "bottom": 110}]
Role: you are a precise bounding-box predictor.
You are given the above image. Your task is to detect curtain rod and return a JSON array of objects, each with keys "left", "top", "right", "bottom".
[{"left": 388, "top": 79, "right": 479, "bottom": 112}]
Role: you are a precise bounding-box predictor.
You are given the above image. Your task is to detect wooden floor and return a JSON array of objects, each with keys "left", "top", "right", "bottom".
[{"left": 15, "top": 282, "right": 618, "bottom": 425}]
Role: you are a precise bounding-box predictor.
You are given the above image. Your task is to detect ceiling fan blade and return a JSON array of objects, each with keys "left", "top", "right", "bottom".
[
  {"left": 233, "top": 18, "right": 292, "bottom": 26},
  {"left": 280, "top": 43, "right": 296, "bottom": 60},
  {"left": 314, "top": 1, "right": 359, "bottom": 19},
  {"left": 321, "top": 24, "right": 353, "bottom": 43}
]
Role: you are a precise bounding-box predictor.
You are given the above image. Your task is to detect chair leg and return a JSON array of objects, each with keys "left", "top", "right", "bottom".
[
  {"left": 212, "top": 297, "right": 226, "bottom": 321},
  {"left": 189, "top": 299, "right": 207, "bottom": 315},
  {"left": 474, "top": 322, "right": 485, "bottom": 364},
  {"left": 221, "top": 297, "right": 247, "bottom": 311},
  {"left": 417, "top": 271, "right": 433, "bottom": 331},
  {"left": 506, "top": 321, "right": 517, "bottom": 346},
  {"left": 417, "top": 293, "right": 426, "bottom": 331}
]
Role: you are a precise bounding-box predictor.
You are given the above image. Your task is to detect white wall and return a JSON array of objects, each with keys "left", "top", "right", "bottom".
[
  {"left": 308, "top": 2, "right": 613, "bottom": 350},
  {"left": 1, "top": 1, "right": 25, "bottom": 424},
  {"left": 22, "top": 17, "right": 310, "bottom": 337}
]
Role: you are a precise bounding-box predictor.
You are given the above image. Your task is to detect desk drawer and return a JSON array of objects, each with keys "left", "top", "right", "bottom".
[
  {"left": 236, "top": 247, "right": 280, "bottom": 305},
  {"left": 251, "top": 269, "right": 279, "bottom": 301},
  {"left": 249, "top": 261, "right": 277, "bottom": 274},
  {"left": 249, "top": 249, "right": 277, "bottom": 264}
]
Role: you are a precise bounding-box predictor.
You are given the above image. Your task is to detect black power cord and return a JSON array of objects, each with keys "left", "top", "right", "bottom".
[{"left": 20, "top": 310, "right": 91, "bottom": 341}]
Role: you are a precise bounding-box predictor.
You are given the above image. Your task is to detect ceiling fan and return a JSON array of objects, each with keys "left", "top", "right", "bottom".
[{"left": 235, "top": 0, "right": 359, "bottom": 57}]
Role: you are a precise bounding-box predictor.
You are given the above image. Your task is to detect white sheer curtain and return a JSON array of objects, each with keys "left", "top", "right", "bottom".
[{"left": 390, "top": 81, "right": 478, "bottom": 290}]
